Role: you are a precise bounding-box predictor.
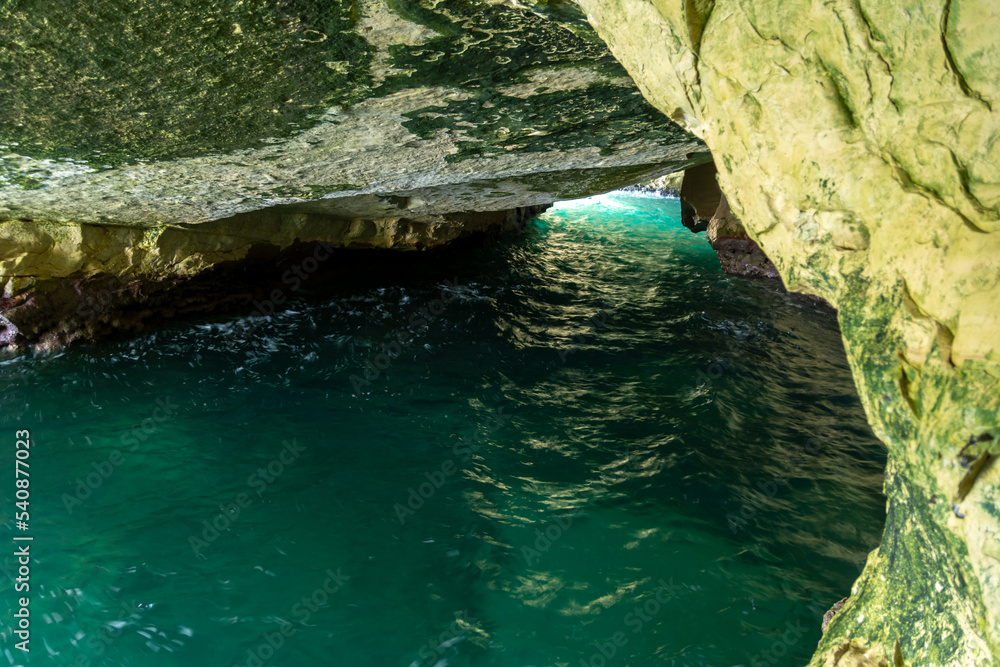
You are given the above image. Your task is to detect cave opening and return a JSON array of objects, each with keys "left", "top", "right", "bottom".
[{"left": 0, "top": 189, "right": 887, "bottom": 667}]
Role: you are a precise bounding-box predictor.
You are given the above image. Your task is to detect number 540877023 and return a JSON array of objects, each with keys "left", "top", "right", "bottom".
[{"left": 15, "top": 430, "right": 30, "bottom": 526}]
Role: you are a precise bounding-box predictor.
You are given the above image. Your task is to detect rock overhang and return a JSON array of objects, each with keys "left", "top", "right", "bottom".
[
  {"left": 0, "top": 0, "right": 713, "bottom": 349},
  {"left": 0, "top": 0, "right": 709, "bottom": 227}
]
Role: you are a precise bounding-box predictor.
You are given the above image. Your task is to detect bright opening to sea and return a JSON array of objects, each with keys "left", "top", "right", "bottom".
[{"left": 0, "top": 192, "right": 886, "bottom": 667}]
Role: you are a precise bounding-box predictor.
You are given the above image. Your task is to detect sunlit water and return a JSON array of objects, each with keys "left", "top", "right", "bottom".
[{"left": 0, "top": 193, "right": 885, "bottom": 667}]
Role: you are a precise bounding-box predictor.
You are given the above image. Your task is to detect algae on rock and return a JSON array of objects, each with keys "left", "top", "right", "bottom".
[
  {"left": 574, "top": 0, "right": 1000, "bottom": 663},
  {"left": 0, "top": 0, "right": 705, "bottom": 227}
]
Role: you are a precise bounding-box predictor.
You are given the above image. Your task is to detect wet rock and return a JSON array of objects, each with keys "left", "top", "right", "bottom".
[
  {"left": 706, "top": 194, "right": 779, "bottom": 280},
  {"left": 577, "top": 0, "right": 1000, "bottom": 663}
]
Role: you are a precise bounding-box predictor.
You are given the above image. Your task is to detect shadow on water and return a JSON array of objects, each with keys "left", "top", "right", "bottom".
[{"left": 0, "top": 192, "right": 884, "bottom": 667}]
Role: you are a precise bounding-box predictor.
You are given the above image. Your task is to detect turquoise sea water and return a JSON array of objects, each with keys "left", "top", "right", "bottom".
[{"left": 0, "top": 193, "right": 886, "bottom": 667}]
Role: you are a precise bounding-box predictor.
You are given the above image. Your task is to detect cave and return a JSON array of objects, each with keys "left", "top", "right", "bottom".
[{"left": 1, "top": 1, "right": 998, "bottom": 665}]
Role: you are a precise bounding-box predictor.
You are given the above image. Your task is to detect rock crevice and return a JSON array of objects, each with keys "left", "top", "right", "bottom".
[{"left": 679, "top": 160, "right": 779, "bottom": 279}]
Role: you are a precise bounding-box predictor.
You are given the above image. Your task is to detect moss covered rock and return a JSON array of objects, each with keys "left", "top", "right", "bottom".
[{"left": 575, "top": 0, "right": 1000, "bottom": 663}]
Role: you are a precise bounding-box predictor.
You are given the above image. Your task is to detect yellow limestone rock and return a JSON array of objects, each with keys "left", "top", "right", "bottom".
[{"left": 575, "top": 0, "right": 1000, "bottom": 664}]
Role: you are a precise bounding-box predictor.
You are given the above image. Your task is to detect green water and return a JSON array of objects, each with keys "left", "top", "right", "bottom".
[{"left": 0, "top": 193, "right": 885, "bottom": 667}]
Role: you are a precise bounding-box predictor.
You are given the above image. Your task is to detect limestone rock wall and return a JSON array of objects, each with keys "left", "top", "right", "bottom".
[
  {"left": 0, "top": 205, "right": 549, "bottom": 349},
  {"left": 705, "top": 193, "right": 780, "bottom": 280},
  {"left": 679, "top": 161, "right": 779, "bottom": 278},
  {"left": 575, "top": 0, "right": 1000, "bottom": 664}
]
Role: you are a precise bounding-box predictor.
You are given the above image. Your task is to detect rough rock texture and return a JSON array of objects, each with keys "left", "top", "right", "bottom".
[
  {"left": 0, "top": 0, "right": 706, "bottom": 226},
  {"left": 679, "top": 161, "right": 779, "bottom": 278},
  {"left": 575, "top": 0, "right": 1000, "bottom": 664},
  {"left": 644, "top": 171, "right": 685, "bottom": 197},
  {"left": 0, "top": 0, "right": 709, "bottom": 346},
  {"left": 0, "top": 205, "right": 546, "bottom": 349},
  {"left": 622, "top": 170, "right": 684, "bottom": 197},
  {"left": 706, "top": 193, "right": 780, "bottom": 280}
]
